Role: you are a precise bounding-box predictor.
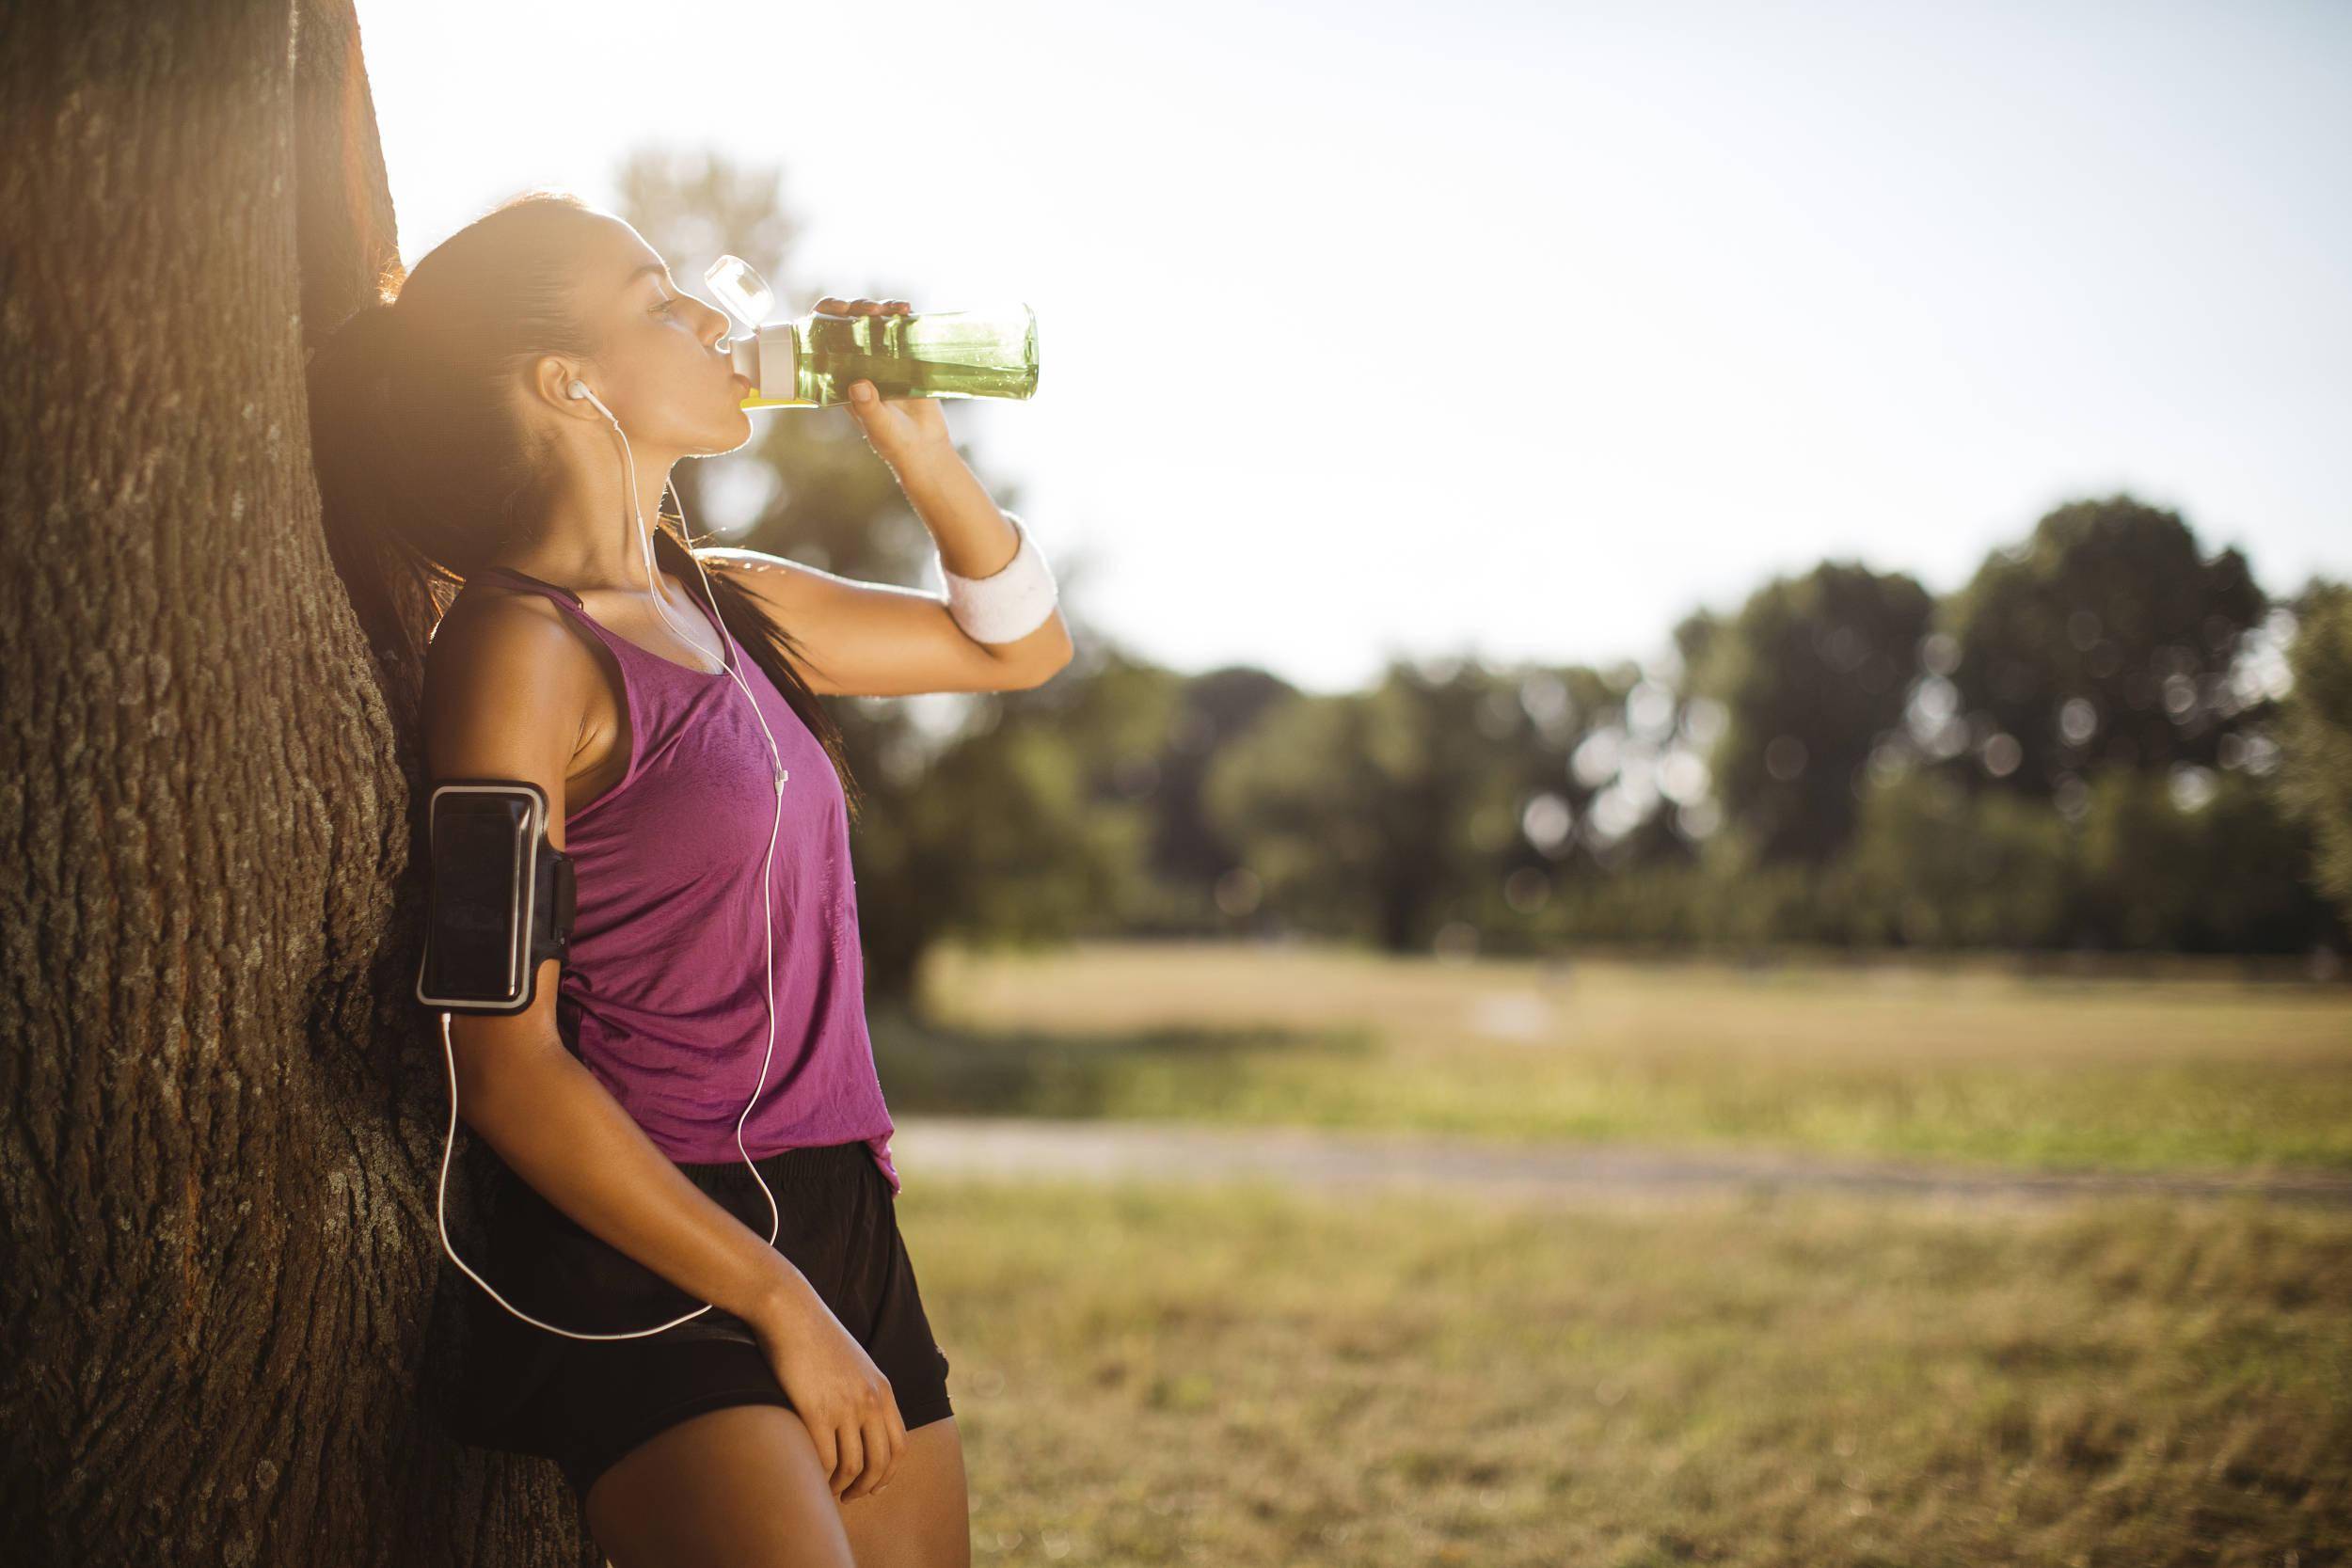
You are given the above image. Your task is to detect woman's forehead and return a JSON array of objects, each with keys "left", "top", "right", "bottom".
[{"left": 583, "top": 218, "right": 669, "bottom": 292}]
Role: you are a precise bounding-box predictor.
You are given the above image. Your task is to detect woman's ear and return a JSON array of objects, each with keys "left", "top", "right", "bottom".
[{"left": 528, "top": 355, "right": 593, "bottom": 416}]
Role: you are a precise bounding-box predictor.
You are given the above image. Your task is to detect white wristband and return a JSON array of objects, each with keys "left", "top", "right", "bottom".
[{"left": 941, "top": 512, "right": 1058, "bottom": 644}]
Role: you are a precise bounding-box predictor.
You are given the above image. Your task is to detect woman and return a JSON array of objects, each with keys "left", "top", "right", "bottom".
[{"left": 308, "top": 189, "right": 1070, "bottom": 1566}]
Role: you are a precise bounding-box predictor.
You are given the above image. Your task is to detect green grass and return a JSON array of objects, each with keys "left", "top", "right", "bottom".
[
  {"left": 898, "top": 1175, "right": 2352, "bottom": 1567},
  {"left": 880, "top": 940, "right": 2352, "bottom": 1173},
  {"left": 876, "top": 942, "right": 2351, "bottom": 1560}
]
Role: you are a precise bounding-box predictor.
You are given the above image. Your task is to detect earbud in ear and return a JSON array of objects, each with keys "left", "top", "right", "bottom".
[{"left": 566, "top": 379, "right": 590, "bottom": 401}]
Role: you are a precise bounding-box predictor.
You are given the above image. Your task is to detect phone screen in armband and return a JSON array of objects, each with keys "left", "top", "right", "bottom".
[{"left": 418, "top": 781, "right": 572, "bottom": 1012}]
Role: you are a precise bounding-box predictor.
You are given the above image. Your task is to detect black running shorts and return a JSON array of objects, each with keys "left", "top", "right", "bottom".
[{"left": 443, "top": 1138, "right": 953, "bottom": 1502}]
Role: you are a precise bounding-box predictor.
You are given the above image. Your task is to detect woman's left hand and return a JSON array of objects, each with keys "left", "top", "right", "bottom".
[{"left": 816, "top": 295, "right": 953, "bottom": 470}]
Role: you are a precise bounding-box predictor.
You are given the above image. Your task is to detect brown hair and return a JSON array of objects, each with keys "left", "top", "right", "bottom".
[{"left": 305, "top": 188, "right": 862, "bottom": 819}]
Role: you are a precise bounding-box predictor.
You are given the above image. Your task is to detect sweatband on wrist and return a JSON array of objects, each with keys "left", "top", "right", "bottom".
[{"left": 940, "top": 512, "right": 1058, "bottom": 644}]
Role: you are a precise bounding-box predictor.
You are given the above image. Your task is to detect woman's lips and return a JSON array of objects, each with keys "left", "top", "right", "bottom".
[{"left": 730, "top": 371, "right": 753, "bottom": 391}]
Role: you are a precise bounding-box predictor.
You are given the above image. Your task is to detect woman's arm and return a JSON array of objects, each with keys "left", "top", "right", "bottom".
[
  {"left": 456, "top": 1027, "right": 810, "bottom": 1327},
  {"left": 703, "top": 448, "right": 1074, "bottom": 698}
]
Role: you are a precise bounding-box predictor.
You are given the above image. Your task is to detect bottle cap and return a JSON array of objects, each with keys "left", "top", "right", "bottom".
[{"left": 704, "top": 255, "right": 774, "bottom": 328}]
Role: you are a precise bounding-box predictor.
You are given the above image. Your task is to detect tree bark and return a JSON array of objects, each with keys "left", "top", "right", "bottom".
[{"left": 2, "top": 1, "right": 596, "bottom": 1560}]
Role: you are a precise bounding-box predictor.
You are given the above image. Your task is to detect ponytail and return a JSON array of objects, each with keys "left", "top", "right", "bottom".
[{"left": 306, "top": 288, "right": 447, "bottom": 709}]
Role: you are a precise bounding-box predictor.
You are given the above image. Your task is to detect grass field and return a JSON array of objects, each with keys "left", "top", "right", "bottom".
[
  {"left": 881, "top": 940, "right": 2352, "bottom": 1173},
  {"left": 870, "top": 941, "right": 2351, "bottom": 1564},
  {"left": 896, "top": 1175, "right": 2351, "bottom": 1567}
]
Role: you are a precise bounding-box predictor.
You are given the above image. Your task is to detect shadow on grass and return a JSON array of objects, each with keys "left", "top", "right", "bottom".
[{"left": 869, "top": 1001, "right": 1377, "bottom": 1119}]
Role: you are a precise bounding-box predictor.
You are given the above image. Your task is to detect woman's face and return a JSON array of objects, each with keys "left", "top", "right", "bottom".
[{"left": 565, "top": 216, "right": 752, "bottom": 457}]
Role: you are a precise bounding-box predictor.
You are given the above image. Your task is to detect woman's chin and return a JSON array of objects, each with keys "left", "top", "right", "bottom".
[{"left": 705, "top": 409, "right": 755, "bottom": 454}]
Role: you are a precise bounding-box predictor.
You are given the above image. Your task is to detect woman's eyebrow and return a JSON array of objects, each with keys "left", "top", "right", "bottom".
[{"left": 623, "top": 261, "right": 670, "bottom": 290}]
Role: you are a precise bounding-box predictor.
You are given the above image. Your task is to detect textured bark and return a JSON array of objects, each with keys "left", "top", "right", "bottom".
[{"left": 1, "top": 2, "right": 595, "bottom": 1561}]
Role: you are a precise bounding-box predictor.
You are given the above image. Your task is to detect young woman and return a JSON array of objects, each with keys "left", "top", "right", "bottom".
[{"left": 308, "top": 190, "right": 1070, "bottom": 1567}]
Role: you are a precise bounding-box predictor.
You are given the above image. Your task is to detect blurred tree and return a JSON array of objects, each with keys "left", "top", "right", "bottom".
[
  {"left": 2276, "top": 579, "right": 2352, "bottom": 927},
  {"left": 1479, "top": 657, "right": 1724, "bottom": 946},
  {"left": 1693, "top": 562, "right": 1933, "bottom": 864},
  {"left": 1136, "top": 666, "right": 1299, "bottom": 928},
  {"left": 1836, "top": 771, "right": 2073, "bottom": 947},
  {"left": 1201, "top": 689, "right": 1381, "bottom": 939},
  {"left": 1206, "top": 657, "right": 1528, "bottom": 952},
  {"left": 855, "top": 643, "right": 1168, "bottom": 999},
  {"left": 1941, "top": 493, "right": 2265, "bottom": 798},
  {"left": 2071, "top": 768, "right": 2334, "bottom": 952},
  {"left": 1503, "top": 663, "right": 1649, "bottom": 887}
]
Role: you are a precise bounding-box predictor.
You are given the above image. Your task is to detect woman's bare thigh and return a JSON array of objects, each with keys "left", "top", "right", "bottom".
[
  {"left": 583, "top": 1402, "right": 858, "bottom": 1568},
  {"left": 836, "top": 1417, "right": 970, "bottom": 1568}
]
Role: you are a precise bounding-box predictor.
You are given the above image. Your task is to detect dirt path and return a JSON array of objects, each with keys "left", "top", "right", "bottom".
[{"left": 891, "top": 1116, "right": 2352, "bottom": 1211}]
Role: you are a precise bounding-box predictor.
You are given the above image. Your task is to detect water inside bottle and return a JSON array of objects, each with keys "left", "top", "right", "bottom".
[{"left": 801, "top": 310, "right": 1038, "bottom": 404}]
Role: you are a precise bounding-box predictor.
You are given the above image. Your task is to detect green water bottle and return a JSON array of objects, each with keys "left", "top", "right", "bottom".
[{"left": 707, "top": 254, "right": 1040, "bottom": 410}]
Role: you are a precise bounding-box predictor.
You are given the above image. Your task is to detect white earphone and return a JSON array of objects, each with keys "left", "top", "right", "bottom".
[{"left": 433, "top": 374, "right": 794, "bottom": 1340}]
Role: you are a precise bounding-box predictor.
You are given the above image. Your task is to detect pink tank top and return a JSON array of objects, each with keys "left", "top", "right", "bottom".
[{"left": 471, "top": 563, "right": 899, "bottom": 1193}]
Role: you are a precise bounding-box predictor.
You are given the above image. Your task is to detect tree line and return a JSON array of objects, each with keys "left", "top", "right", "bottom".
[{"left": 837, "top": 493, "right": 2352, "bottom": 978}]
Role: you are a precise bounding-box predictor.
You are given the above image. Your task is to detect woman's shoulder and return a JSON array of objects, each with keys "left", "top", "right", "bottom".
[
  {"left": 422, "top": 578, "right": 598, "bottom": 737},
  {"left": 430, "top": 574, "right": 583, "bottom": 657}
]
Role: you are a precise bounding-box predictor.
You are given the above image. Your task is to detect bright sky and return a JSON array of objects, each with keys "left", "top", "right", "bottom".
[{"left": 357, "top": 0, "right": 2350, "bottom": 694}]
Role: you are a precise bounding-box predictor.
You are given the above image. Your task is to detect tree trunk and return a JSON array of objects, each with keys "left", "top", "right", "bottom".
[{"left": 1, "top": 1, "right": 596, "bottom": 1560}]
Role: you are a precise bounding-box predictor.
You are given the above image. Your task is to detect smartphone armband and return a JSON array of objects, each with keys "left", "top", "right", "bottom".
[{"left": 415, "top": 779, "right": 576, "bottom": 1013}]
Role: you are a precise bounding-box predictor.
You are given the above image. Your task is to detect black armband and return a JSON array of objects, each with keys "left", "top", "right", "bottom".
[{"left": 415, "top": 779, "right": 576, "bottom": 1014}]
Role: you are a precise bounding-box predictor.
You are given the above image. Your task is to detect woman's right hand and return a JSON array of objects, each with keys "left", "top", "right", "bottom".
[{"left": 749, "top": 1275, "right": 908, "bottom": 1501}]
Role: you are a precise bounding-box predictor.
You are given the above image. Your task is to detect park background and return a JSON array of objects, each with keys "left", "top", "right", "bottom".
[{"left": 6, "top": 1, "right": 2351, "bottom": 1565}]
